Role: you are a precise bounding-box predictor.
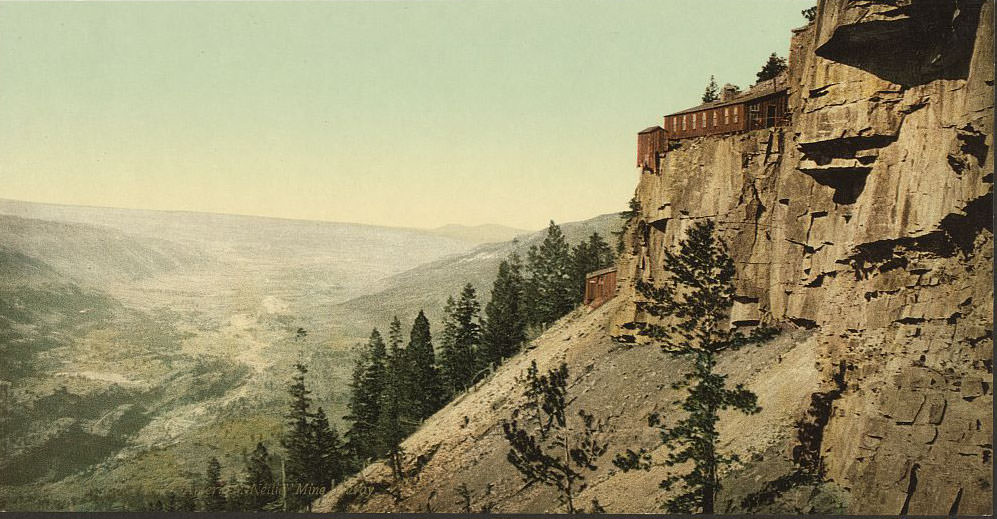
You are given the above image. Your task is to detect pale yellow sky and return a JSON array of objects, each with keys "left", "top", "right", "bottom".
[{"left": 0, "top": 1, "right": 807, "bottom": 230}]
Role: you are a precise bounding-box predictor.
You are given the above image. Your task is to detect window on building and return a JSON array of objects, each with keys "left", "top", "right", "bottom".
[
  {"left": 712, "top": 111, "right": 718, "bottom": 127},
  {"left": 691, "top": 114, "right": 696, "bottom": 129},
  {"left": 682, "top": 115, "right": 687, "bottom": 130},
  {"left": 702, "top": 112, "right": 707, "bottom": 127},
  {"left": 733, "top": 106, "right": 739, "bottom": 123},
  {"left": 724, "top": 107, "right": 730, "bottom": 125}
]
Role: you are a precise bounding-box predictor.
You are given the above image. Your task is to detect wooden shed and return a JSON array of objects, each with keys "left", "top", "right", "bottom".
[
  {"left": 584, "top": 267, "right": 617, "bottom": 309},
  {"left": 637, "top": 126, "right": 668, "bottom": 173}
]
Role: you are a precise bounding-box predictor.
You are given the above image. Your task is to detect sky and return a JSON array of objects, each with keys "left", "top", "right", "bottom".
[{"left": 0, "top": 0, "right": 809, "bottom": 231}]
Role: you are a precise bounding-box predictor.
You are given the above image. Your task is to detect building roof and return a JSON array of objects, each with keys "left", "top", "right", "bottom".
[
  {"left": 664, "top": 72, "right": 789, "bottom": 117},
  {"left": 585, "top": 266, "right": 617, "bottom": 279},
  {"left": 639, "top": 125, "right": 664, "bottom": 134}
]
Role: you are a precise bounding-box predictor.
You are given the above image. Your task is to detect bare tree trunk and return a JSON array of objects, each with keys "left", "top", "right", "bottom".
[
  {"left": 281, "top": 458, "right": 287, "bottom": 512},
  {"left": 562, "top": 433, "right": 575, "bottom": 514}
]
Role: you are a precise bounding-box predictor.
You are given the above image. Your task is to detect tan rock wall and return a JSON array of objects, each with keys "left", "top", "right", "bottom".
[{"left": 611, "top": 0, "right": 993, "bottom": 513}]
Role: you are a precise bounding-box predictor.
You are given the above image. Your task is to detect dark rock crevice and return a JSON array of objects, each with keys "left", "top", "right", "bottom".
[
  {"left": 899, "top": 463, "right": 921, "bottom": 516},
  {"left": 843, "top": 191, "right": 993, "bottom": 279},
  {"left": 797, "top": 136, "right": 899, "bottom": 204},
  {"left": 815, "top": 0, "right": 985, "bottom": 88},
  {"left": 793, "top": 360, "right": 848, "bottom": 475},
  {"left": 804, "top": 169, "right": 869, "bottom": 205}
]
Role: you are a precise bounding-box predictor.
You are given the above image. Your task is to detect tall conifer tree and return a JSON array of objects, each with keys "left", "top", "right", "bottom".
[
  {"left": 345, "top": 330, "right": 388, "bottom": 463},
  {"left": 282, "top": 362, "right": 317, "bottom": 511},
  {"left": 701, "top": 75, "right": 720, "bottom": 103},
  {"left": 756, "top": 53, "right": 787, "bottom": 82},
  {"left": 439, "top": 284, "right": 482, "bottom": 395},
  {"left": 406, "top": 310, "right": 444, "bottom": 420},
  {"left": 613, "top": 220, "right": 777, "bottom": 514},
  {"left": 524, "top": 221, "right": 576, "bottom": 327},
  {"left": 242, "top": 442, "right": 277, "bottom": 511},
  {"left": 378, "top": 316, "right": 415, "bottom": 481},
  {"left": 480, "top": 254, "right": 527, "bottom": 368},
  {"left": 311, "top": 407, "right": 345, "bottom": 490},
  {"left": 202, "top": 457, "right": 227, "bottom": 512}
]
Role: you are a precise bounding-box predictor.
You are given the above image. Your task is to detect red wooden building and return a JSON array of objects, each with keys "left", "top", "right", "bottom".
[
  {"left": 584, "top": 267, "right": 617, "bottom": 309},
  {"left": 636, "top": 74, "right": 790, "bottom": 170},
  {"left": 637, "top": 126, "right": 668, "bottom": 173},
  {"left": 663, "top": 74, "right": 789, "bottom": 140}
]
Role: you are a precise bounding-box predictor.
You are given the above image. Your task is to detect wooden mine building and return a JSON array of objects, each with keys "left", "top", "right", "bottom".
[
  {"left": 584, "top": 267, "right": 618, "bottom": 309},
  {"left": 637, "top": 74, "right": 790, "bottom": 172}
]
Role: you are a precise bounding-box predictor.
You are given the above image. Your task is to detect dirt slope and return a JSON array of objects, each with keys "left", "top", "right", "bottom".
[{"left": 315, "top": 299, "right": 826, "bottom": 513}]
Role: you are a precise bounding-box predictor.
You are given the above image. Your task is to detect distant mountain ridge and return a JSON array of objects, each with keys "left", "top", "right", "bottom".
[
  {"left": 428, "top": 223, "right": 531, "bottom": 245},
  {"left": 331, "top": 213, "right": 623, "bottom": 335},
  {"left": 0, "top": 198, "right": 476, "bottom": 302}
]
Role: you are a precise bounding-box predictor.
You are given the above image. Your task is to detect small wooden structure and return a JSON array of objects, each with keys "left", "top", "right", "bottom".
[
  {"left": 584, "top": 267, "right": 617, "bottom": 309},
  {"left": 637, "top": 126, "right": 668, "bottom": 173}
]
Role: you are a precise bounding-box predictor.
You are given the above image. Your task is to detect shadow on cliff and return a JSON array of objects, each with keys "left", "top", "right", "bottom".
[{"left": 815, "top": 0, "right": 985, "bottom": 88}]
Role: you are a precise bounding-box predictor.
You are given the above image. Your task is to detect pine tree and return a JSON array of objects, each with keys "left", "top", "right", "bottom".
[
  {"left": 387, "top": 316, "right": 405, "bottom": 360},
  {"left": 438, "top": 296, "right": 459, "bottom": 396},
  {"left": 311, "top": 407, "right": 346, "bottom": 490},
  {"left": 377, "top": 316, "right": 415, "bottom": 481},
  {"left": 524, "top": 221, "right": 576, "bottom": 328},
  {"left": 202, "top": 456, "right": 227, "bottom": 512},
  {"left": 282, "top": 362, "right": 316, "bottom": 511},
  {"left": 615, "top": 196, "right": 641, "bottom": 254},
  {"left": 480, "top": 254, "right": 527, "bottom": 369},
  {"left": 571, "top": 232, "right": 615, "bottom": 301},
  {"left": 756, "top": 53, "right": 787, "bottom": 83},
  {"left": 701, "top": 75, "right": 720, "bottom": 103},
  {"left": 613, "top": 220, "right": 777, "bottom": 514},
  {"left": 242, "top": 442, "right": 277, "bottom": 511},
  {"left": 406, "top": 310, "right": 444, "bottom": 420},
  {"left": 502, "top": 361, "right": 609, "bottom": 514},
  {"left": 802, "top": 5, "right": 817, "bottom": 22},
  {"left": 345, "top": 330, "right": 388, "bottom": 463},
  {"left": 384, "top": 316, "right": 413, "bottom": 425},
  {"left": 438, "top": 284, "right": 482, "bottom": 395}
]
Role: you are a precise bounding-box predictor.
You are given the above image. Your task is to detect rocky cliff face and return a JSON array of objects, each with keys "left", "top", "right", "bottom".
[
  {"left": 315, "top": 0, "right": 992, "bottom": 513},
  {"left": 612, "top": 0, "right": 993, "bottom": 513}
]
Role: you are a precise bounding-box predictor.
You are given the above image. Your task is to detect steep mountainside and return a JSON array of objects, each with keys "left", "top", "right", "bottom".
[
  {"left": 316, "top": 300, "right": 831, "bottom": 513},
  {"left": 316, "top": 0, "right": 992, "bottom": 514}
]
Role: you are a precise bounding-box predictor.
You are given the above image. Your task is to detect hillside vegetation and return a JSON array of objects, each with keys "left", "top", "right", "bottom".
[
  {"left": 314, "top": 301, "right": 835, "bottom": 513},
  {"left": 0, "top": 204, "right": 478, "bottom": 510},
  {"left": 0, "top": 201, "right": 618, "bottom": 511}
]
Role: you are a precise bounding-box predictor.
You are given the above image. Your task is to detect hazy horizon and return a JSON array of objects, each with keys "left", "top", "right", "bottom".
[
  {"left": 0, "top": 0, "right": 808, "bottom": 229},
  {"left": 0, "top": 195, "right": 540, "bottom": 233}
]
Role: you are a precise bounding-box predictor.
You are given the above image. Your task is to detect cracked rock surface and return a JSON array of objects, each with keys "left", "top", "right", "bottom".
[{"left": 612, "top": 0, "right": 993, "bottom": 513}]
